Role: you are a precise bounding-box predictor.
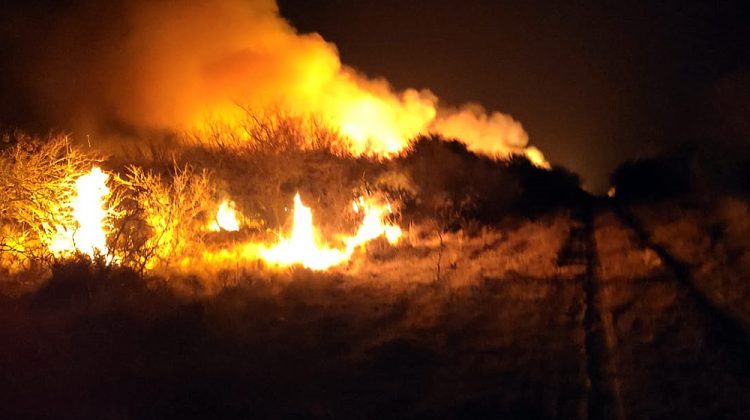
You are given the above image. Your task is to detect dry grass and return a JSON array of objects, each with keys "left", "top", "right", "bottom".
[
  {"left": 630, "top": 199, "right": 750, "bottom": 326},
  {"left": 141, "top": 209, "right": 574, "bottom": 297},
  {"left": 594, "top": 211, "right": 662, "bottom": 282},
  {"left": 338, "top": 212, "right": 574, "bottom": 290}
]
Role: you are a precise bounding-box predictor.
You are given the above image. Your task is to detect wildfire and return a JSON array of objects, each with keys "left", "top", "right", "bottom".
[
  {"left": 209, "top": 199, "right": 240, "bottom": 232},
  {"left": 259, "top": 193, "right": 401, "bottom": 270},
  {"left": 38, "top": 164, "right": 400, "bottom": 272},
  {"left": 94, "top": 1, "right": 546, "bottom": 165},
  {"left": 49, "top": 166, "right": 110, "bottom": 258},
  {"left": 2, "top": 0, "right": 552, "bottom": 274},
  {"left": 260, "top": 194, "right": 349, "bottom": 270},
  {"left": 524, "top": 147, "right": 551, "bottom": 169},
  {"left": 345, "top": 196, "right": 402, "bottom": 252}
]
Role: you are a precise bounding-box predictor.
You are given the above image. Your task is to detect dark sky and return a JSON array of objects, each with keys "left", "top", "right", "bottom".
[
  {"left": 279, "top": 0, "right": 750, "bottom": 190},
  {"left": 1, "top": 1, "right": 748, "bottom": 191}
]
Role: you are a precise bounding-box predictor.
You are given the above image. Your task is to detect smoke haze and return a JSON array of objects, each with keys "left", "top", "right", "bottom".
[{"left": 0, "top": 0, "right": 542, "bottom": 162}]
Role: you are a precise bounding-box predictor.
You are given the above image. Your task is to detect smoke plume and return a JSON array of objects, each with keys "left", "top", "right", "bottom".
[{"left": 0, "top": 0, "right": 545, "bottom": 164}]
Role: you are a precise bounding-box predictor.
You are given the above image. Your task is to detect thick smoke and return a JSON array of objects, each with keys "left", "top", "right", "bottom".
[{"left": 0, "top": 0, "right": 545, "bottom": 164}]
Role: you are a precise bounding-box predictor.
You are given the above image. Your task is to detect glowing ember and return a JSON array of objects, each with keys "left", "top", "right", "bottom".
[
  {"left": 259, "top": 193, "right": 402, "bottom": 270},
  {"left": 49, "top": 166, "right": 110, "bottom": 258},
  {"left": 209, "top": 199, "right": 240, "bottom": 232}
]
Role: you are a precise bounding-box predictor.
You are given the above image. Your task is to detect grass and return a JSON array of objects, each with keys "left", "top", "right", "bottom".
[{"left": 627, "top": 198, "right": 750, "bottom": 327}]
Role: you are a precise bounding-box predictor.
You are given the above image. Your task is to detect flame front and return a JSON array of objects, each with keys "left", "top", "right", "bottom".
[
  {"left": 259, "top": 193, "right": 401, "bottom": 270},
  {"left": 49, "top": 166, "right": 110, "bottom": 258}
]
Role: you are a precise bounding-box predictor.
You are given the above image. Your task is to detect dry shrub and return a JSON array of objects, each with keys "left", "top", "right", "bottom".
[
  {"left": 111, "top": 164, "right": 215, "bottom": 273},
  {"left": 177, "top": 109, "right": 385, "bottom": 230},
  {"left": 631, "top": 199, "right": 750, "bottom": 320},
  {"left": 187, "top": 107, "right": 348, "bottom": 156},
  {"left": 0, "top": 133, "right": 95, "bottom": 272}
]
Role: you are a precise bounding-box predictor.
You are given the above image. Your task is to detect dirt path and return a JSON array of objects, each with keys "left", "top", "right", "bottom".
[
  {"left": 560, "top": 203, "right": 625, "bottom": 420},
  {"left": 614, "top": 205, "right": 750, "bottom": 343},
  {"left": 592, "top": 206, "right": 750, "bottom": 419}
]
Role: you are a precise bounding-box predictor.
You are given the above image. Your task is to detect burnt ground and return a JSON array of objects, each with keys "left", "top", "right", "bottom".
[{"left": 2, "top": 200, "right": 750, "bottom": 419}]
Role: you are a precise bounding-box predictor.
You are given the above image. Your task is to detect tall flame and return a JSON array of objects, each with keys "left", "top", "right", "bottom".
[
  {"left": 49, "top": 166, "right": 110, "bottom": 258},
  {"left": 260, "top": 193, "right": 349, "bottom": 270},
  {"left": 259, "top": 193, "right": 401, "bottom": 270}
]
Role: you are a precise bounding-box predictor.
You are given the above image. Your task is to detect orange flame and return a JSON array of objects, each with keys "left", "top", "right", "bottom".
[
  {"left": 345, "top": 196, "right": 402, "bottom": 252},
  {"left": 259, "top": 193, "right": 401, "bottom": 270},
  {"left": 49, "top": 166, "right": 110, "bottom": 258},
  {"left": 259, "top": 193, "right": 349, "bottom": 270}
]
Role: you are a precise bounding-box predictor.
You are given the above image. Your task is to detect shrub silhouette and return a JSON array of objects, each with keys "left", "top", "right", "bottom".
[
  {"left": 396, "top": 136, "right": 584, "bottom": 225},
  {"left": 611, "top": 155, "right": 692, "bottom": 202}
]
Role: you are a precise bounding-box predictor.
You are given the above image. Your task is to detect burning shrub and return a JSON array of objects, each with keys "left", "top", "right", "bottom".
[
  {"left": 0, "top": 113, "right": 569, "bottom": 280},
  {"left": 0, "top": 133, "right": 95, "bottom": 272},
  {"left": 184, "top": 112, "right": 571, "bottom": 235},
  {"left": 178, "top": 110, "right": 381, "bottom": 230},
  {"left": 187, "top": 108, "right": 347, "bottom": 156},
  {"left": 112, "top": 164, "right": 215, "bottom": 273}
]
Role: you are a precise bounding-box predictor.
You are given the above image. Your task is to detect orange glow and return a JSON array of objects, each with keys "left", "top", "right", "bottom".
[
  {"left": 142, "top": 1, "right": 547, "bottom": 165},
  {"left": 49, "top": 167, "right": 110, "bottom": 258},
  {"left": 345, "top": 196, "right": 401, "bottom": 252},
  {"left": 9, "top": 0, "right": 549, "bottom": 167},
  {"left": 258, "top": 193, "right": 402, "bottom": 270},
  {"left": 209, "top": 199, "right": 241, "bottom": 232},
  {"left": 259, "top": 193, "right": 349, "bottom": 270},
  {"left": 524, "top": 146, "right": 551, "bottom": 169}
]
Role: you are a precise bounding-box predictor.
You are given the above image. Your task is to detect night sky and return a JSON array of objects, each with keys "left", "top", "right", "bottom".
[
  {"left": 1, "top": 1, "right": 749, "bottom": 191},
  {"left": 279, "top": 0, "right": 750, "bottom": 191}
]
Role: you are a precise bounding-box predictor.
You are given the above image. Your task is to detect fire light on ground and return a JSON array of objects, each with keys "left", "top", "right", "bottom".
[
  {"left": 49, "top": 166, "right": 110, "bottom": 258},
  {"left": 209, "top": 199, "right": 241, "bottom": 232},
  {"left": 259, "top": 193, "right": 401, "bottom": 270}
]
